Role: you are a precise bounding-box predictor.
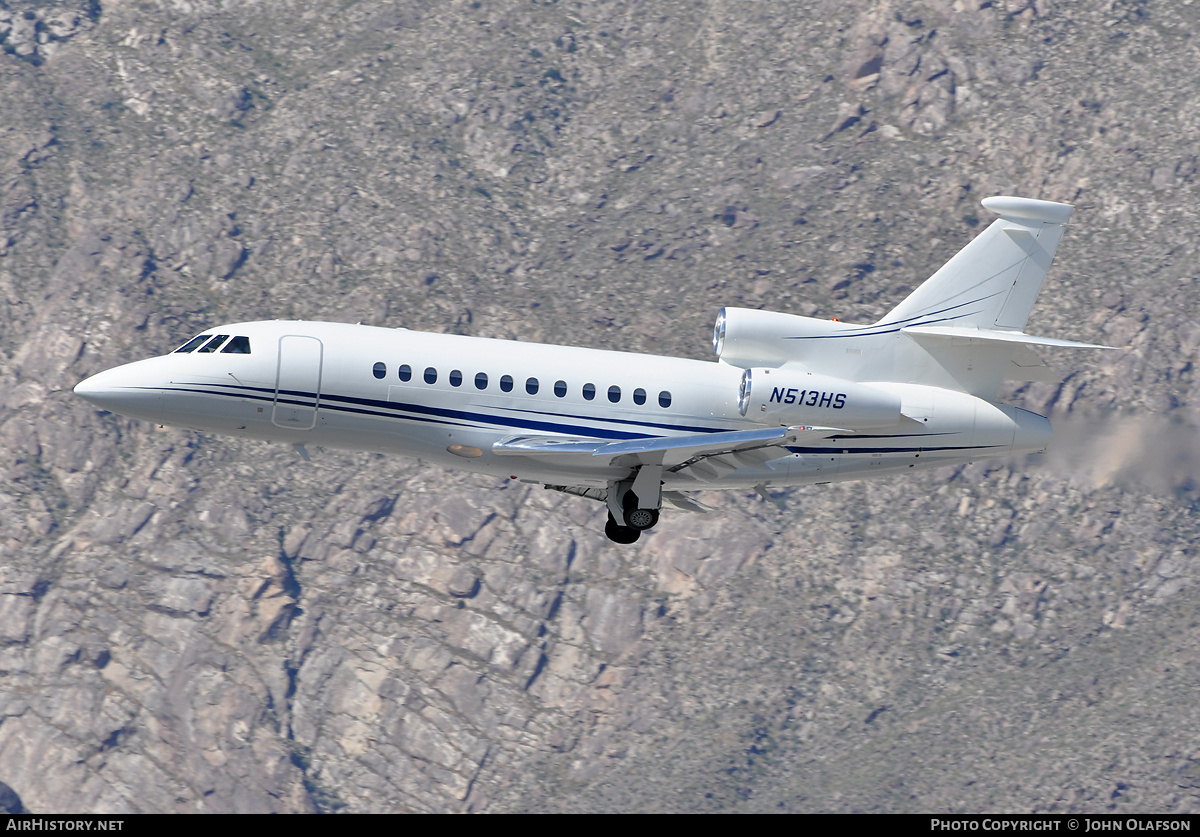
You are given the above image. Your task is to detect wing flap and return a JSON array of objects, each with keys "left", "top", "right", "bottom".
[
  {"left": 663, "top": 491, "right": 711, "bottom": 513},
  {"left": 541, "top": 484, "right": 711, "bottom": 513}
]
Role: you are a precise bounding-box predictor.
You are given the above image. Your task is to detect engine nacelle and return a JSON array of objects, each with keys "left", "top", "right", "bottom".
[
  {"left": 714, "top": 307, "right": 861, "bottom": 367},
  {"left": 738, "top": 367, "right": 902, "bottom": 430}
]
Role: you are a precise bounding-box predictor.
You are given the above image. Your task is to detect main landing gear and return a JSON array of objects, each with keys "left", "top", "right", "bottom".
[
  {"left": 605, "top": 514, "right": 643, "bottom": 544},
  {"left": 603, "top": 468, "right": 663, "bottom": 544}
]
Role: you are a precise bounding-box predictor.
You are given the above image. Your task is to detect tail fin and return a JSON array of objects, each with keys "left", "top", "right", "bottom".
[{"left": 877, "top": 196, "right": 1074, "bottom": 331}]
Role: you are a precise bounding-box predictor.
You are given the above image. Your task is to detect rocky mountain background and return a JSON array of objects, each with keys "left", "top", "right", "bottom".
[{"left": 1, "top": 0, "right": 1199, "bottom": 813}]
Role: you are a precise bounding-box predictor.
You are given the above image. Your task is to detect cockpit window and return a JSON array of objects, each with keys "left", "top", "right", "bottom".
[
  {"left": 175, "top": 335, "right": 211, "bottom": 353},
  {"left": 221, "top": 336, "right": 251, "bottom": 354},
  {"left": 197, "top": 335, "right": 230, "bottom": 353}
]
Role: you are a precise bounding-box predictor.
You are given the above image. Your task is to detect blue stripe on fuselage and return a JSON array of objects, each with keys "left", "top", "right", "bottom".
[
  {"left": 785, "top": 444, "right": 1001, "bottom": 455},
  {"left": 167, "top": 382, "right": 721, "bottom": 441}
]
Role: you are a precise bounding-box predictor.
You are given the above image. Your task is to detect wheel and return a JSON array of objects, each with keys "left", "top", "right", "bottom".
[
  {"left": 621, "top": 491, "right": 660, "bottom": 531},
  {"left": 623, "top": 506, "right": 659, "bottom": 531},
  {"left": 605, "top": 515, "right": 642, "bottom": 544}
]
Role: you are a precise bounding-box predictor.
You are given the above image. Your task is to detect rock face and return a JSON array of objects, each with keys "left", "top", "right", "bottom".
[
  {"left": 1, "top": 0, "right": 1200, "bottom": 814},
  {"left": 0, "top": 782, "right": 25, "bottom": 815}
]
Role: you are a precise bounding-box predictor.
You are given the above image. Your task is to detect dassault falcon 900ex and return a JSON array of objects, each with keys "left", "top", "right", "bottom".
[{"left": 75, "top": 196, "right": 1111, "bottom": 543}]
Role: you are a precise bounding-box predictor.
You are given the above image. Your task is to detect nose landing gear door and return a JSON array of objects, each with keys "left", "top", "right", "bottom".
[{"left": 272, "top": 335, "right": 323, "bottom": 430}]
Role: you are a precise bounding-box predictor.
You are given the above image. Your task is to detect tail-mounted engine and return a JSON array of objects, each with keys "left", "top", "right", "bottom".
[
  {"left": 738, "top": 367, "right": 902, "bottom": 430},
  {"left": 714, "top": 307, "right": 861, "bottom": 368}
]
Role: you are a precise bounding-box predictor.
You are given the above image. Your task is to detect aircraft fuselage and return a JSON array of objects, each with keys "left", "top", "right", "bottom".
[{"left": 75, "top": 319, "right": 1050, "bottom": 493}]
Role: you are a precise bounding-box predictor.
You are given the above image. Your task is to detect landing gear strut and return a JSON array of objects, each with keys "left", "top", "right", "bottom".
[{"left": 603, "top": 466, "right": 663, "bottom": 543}]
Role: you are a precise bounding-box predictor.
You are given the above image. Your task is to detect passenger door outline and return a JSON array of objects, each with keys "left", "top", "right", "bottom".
[{"left": 272, "top": 335, "right": 323, "bottom": 430}]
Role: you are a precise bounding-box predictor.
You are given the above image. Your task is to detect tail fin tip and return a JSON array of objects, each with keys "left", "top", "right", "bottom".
[{"left": 981, "top": 196, "right": 1074, "bottom": 225}]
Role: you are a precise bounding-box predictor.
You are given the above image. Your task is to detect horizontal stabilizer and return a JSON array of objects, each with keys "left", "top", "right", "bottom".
[
  {"left": 901, "top": 324, "right": 1115, "bottom": 350},
  {"left": 1008, "top": 343, "right": 1062, "bottom": 383},
  {"left": 493, "top": 425, "right": 845, "bottom": 466}
]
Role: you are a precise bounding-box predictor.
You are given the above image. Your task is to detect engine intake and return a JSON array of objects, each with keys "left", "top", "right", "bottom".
[
  {"left": 714, "top": 307, "right": 862, "bottom": 367},
  {"left": 738, "top": 367, "right": 902, "bottom": 430}
]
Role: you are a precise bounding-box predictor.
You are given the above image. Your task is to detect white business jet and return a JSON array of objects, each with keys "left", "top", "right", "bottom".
[{"left": 75, "top": 197, "right": 1109, "bottom": 543}]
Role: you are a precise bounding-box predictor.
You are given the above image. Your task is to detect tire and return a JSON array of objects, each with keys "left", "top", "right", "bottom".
[
  {"left": 605, "top": 515, "right": 642, "bottom": 544},
  {"left": 623, "top": 506, "right": 659, "bottom": 531},
  {"left": 621, "top": 490, "right": 660, "bottom": 531}
]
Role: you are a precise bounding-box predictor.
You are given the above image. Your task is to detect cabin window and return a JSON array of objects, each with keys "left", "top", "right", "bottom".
[
  {"left": 659, "top": 390, "right": 672, "bottom": 408},
  {"left": 424, "top": 367, "right": 437, "bottom": 384},
  {"left": 372, "top": 362, "right": 387, "bottom": 379},
  {"left": 633, "top": 388, "right": 647, "bottom": 405},
  {"left": 175, "top": 335, "right": 211, "bottom": 353},
  {"left": 449, "top": 370, "right": 463, "bottom": 387},
  {"left": 500, "top": 374, "right": 514, "bottom": 393},
  {"left": 475, "top": 372, "right": 488, "bottom": 390},
  {"left": 582, "top": 383, "right": 596, "bottom": 401},
  {"left": 608, "top": 385, "right": 621, "bottom": 403},
  {"left": 554, "top": 380, "right": 567, "bottom": 398},
  {"left": 221, "top": 336, "right": 251, "bottom": 354},
  {"left": 197, "top": 335, "right": 230, "bottom": 353},
  {"left": 398, "top": 364, "right": 412, "bottom": 382},
  {"left": 526, "top": 377, "right": 539, "bottom": 395}
]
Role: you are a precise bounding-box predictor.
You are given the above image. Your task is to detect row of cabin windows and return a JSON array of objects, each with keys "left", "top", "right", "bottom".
[
  {"left": 175, "top": 334, "right": 252, "bottom": 354},
  {"left": 372, "top": 362, "right": 672, "bottom": 408}
]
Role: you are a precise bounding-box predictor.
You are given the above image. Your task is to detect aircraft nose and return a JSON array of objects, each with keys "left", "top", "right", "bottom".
[
  {"left": 74, "top": 359, "right": 166, "bottom": 423},
  {"left": 74, "top": 367, "right": 120, "bottom": 408},
  {"left": 74, "top": 370, "right": 112, "bottom": 406}
]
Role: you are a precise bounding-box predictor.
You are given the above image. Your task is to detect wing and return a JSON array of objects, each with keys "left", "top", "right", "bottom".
[
  {"left": 523, "top": 426, "right": 845, "bottom": 511},
  {"left": 492, "top": 424, "right": 846, "bottom": 468}
]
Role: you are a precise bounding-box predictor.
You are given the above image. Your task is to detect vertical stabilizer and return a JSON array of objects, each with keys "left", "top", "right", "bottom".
[{"left": 877, "top": 196, "right": 1074, "bottom": 332}]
